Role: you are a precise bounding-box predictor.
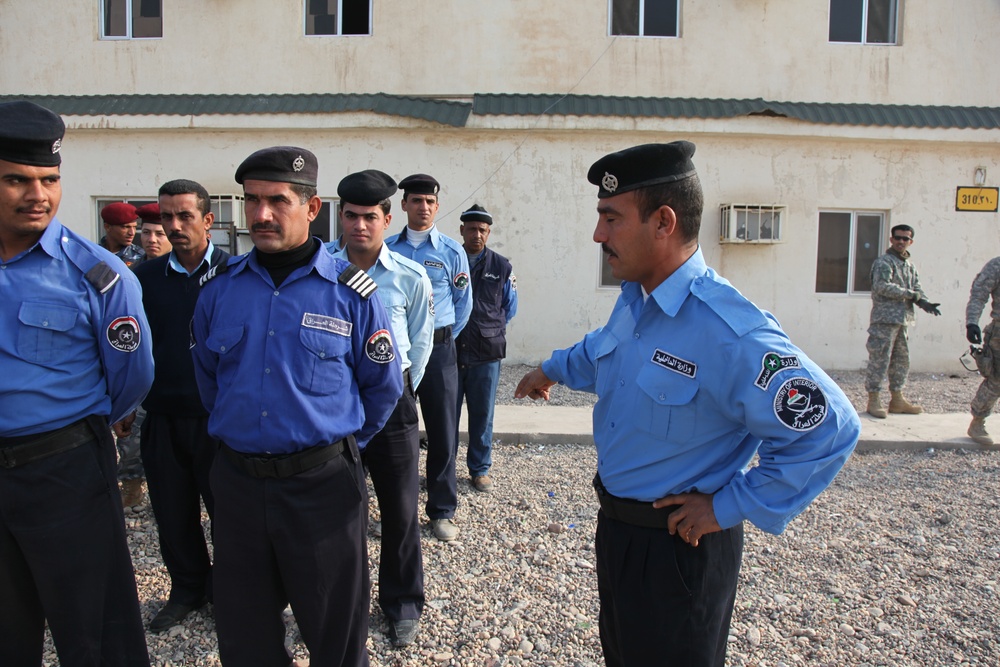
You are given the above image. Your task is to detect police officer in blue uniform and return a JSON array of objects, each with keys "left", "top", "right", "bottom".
[
  {"left": 192, "top": 147, "right": 403, "bottom": 667},
  {"left": 456, "top": 204, "right": 518, "bottom": 493},
  {"left": 516, "top": 142, "right": 861, "bottom": 667},
  {"left": 0, "top": 100, "right": 154, "bottom": 667},
  {"left": 328, "top": 169, "right": 434, "bottom": 647},
  {"left": 386, "top": 174, "right": 472, "bottom": 541}
]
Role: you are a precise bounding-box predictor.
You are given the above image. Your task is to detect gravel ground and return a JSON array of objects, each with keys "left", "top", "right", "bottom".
[{"left": 43, "top": 365, "right": 998, "bottom": 666}]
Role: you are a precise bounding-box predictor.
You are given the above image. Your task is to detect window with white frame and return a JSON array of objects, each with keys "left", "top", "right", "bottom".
[
  {"left": 828, "top": 0, "right": 898, "bottom": 45},
  {"left": 610, "top": 0, "right": 679, "bottom": 37},
  {"left": 815, "top": 210, "right": 885, "bottom": 294},
  {"left": 305, "top": 0, "right": 371, "bottom": 36},
  {"left": 101, "top": 0, "right": 162, "bottom": 39},
  {"left": 313, "top": 200, "right": 341, "bottom": 244}
]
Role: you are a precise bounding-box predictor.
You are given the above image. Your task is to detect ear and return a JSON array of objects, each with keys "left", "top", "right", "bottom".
[
  {"left": 203, "top": 211, "right": 215, "bottom": 228},
  {"left": 383, "top": 213, "right": 392, "bottom": 229},
  {"left": 653, "top": 205, "right": 678, "bottom": 238},
  {"left": 306, "top": 195, "right": 323, "bottom": 222}
]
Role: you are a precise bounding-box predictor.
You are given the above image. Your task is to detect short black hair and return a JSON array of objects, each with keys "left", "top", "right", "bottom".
[
  {"left": 633, "top": 174, "right": 704, "bottom": 244},
  {"left": 891, "top": 224, "right": 914, "bottom": 239},
  {"left": 158, "top": 179, "right": 211, "bottom": 216}
]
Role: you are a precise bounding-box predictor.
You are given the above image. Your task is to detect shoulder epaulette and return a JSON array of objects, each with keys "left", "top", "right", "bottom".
[
  {"left": 84, "top": 261, "right": 121, "bottom": 294},
  {"left": 691, "top": 278, "right": 769, "bottom": 337},
  {"left": 339, "top": 264, "right": 378, "bottom": 299},
  {"left": 199, "top": 261, "right": 230, "bottom": 287}
]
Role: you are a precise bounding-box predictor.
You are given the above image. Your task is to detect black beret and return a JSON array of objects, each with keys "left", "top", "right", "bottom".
[
  {"left": 235, "top": 146, "right": 318, "bottom": 187},
  {"left": 0, "top": 100, "right": 65, "bottom": 167},
  {"left": 587, "top": 141, "right": 698, "bottom": 199},
  {"left": 101, "top": 202, "right": 139, "bottom": 226},
  {"left": 337, "top": 170, "right": 397, "bottom": 206},
  {"left": 398, "top": 173, "right": 440, "bottom": 196},
  {"left": 460, "top": 204, "right": 493, "bottom": 225}
]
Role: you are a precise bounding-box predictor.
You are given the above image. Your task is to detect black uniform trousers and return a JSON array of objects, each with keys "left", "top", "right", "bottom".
[
  {"left": 363, "top": 380, "right": 424, "bottom": 622},
  {"left": 595, "top": 510, "right": 744, "bottom": 667},
  {"left": 211, "top": 442, "right": 370, "bottom": 667},
  {"left": 417, "top": 333, "right": 459, "bottom": 519},
  {"left": 0, "top": 415, "right": 150, "bottom": 667},
  {"left": 140, "top": 412, "right": 217, "bottom": 605}
]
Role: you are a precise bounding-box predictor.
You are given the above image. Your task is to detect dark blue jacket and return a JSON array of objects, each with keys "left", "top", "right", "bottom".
[{"left": 457, "top": 247, "right": 516, "bottom": 365}]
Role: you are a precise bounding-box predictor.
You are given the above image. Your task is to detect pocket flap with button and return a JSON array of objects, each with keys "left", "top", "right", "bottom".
[
  {"left": 637, "top": 365, "right": 700, "bottom": 405},
  {"left": 19, "top": 302, "right": 77, "bottom": 331},
  {"left": 207, "top": 326, "right": 245, "bottom": 355}
]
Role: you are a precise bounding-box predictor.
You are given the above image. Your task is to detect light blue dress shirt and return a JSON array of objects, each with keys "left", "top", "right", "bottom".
[
  {"left": 328, "top": 242, "right": 434, "bottom": 389},
  {"left": 386, "top": 225, "right": 472, "bottom": 336},
  {"left": 1, "top": 220, "right": 154, "bottom": 436},
  {"left": 167, "top": 240, "right": 216, "bottom": 276},
  {"left": 542, "top": 248, "right": 860, "bottom": 535},
  {"left": 191, "top": 245, "right": 403, "bottom": 453}
]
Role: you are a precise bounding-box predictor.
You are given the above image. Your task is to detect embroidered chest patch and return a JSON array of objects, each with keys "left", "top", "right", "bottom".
[
  {"left": 301, "top": 313, "right": 352, "bottom": 337},
  {"left": 754, "top": 352, "right": 801, "bottom": 390},
  {"left": 423, "top": 260, "right": 445, "bottom": 270},
  {"left": 651, "top": 349, "right": 697, "bottom": 378},
  {"left": 773, "top": 377, "right": 828, "bottom": 432}
]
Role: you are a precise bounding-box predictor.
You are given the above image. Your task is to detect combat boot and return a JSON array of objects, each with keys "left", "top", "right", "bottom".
[
  {"left": 121, "top": 478, "right": 145, "bottom": 507},
  {"left": 968, "top": 417, "right": 994, "bottom": 446},
  {"left": 888, "top": 391, "right": 923, "bottom": 414},
  {"left": 867, "top": 392, "right": 887, "bottom": 419}
]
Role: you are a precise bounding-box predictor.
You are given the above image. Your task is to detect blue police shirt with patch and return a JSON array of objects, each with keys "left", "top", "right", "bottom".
[
  {"left": 191, "top": 246, "right": 403, "bottom": 453},
  {"left": 386, "top": 225, "right": 472, "bottom": 336},
  {"left": 328, "top": 242, "right": 434, "bottom": 389},
  {"left": 542, "top": 248, "right": 860, "bottom": 535},
  {"left": 1, "top": 220, "right": 154, "bottom": 436}
]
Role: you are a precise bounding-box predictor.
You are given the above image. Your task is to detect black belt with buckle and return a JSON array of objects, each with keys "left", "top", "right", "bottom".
[
  {"left": 433, "top": 325, "right": 453, "bottom": 344},
  {"left": 593, "top": 474, "right": 678, "bottom": 529},
  {"left": 0, "top": 419, "right": 96, "bottom": 469},
  {"left": 222, "top": 437, "right": 351, "bottom": 479}
]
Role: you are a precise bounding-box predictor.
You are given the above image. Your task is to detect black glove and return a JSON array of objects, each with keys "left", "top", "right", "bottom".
[
  {"left": 968, "top": 324, "right": 983, "bottom": 344},
  {"left": 916, "top": 299, "right": 941, "bottom": 316}
]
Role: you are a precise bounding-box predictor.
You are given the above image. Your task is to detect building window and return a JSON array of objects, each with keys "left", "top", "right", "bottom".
[
  {"left": 305, "top": 0, "right": 371, "bottom": 36},
  {"left": 828, "top": 0, "right": 898, "bottom": 44},
  {"left": 101, "top": 0, "right": 162, "bottom": 39},
  {"left": 815, "top": 210, "right": 885, "bottom": 294},
  {"left": 599, "top": 251, "right": 618, "bottom": 289},
  {"left": 313, "top": 200, "right": 340, "bottom": 244},
  {"left": 610, "top": 0, "right": 679, "bottom": 37}
]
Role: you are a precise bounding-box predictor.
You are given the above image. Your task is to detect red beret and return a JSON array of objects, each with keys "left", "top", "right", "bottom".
[
  {"left": 100, "top": 202, "right": 138, "bottom": 226},
  {"left": 135, "top": 203, "right": 161, "bottom": 224}
]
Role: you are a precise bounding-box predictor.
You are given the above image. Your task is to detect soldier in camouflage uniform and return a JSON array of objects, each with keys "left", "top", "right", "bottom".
[
  {"left": 965, "top": 256, "right": 1000, "bottom": 445},
  {"left": 865, "top": 224, "right": 941, "bottom": 418}
]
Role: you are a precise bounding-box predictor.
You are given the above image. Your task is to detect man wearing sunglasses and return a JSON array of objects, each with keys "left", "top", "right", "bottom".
[{"left": 865, "top": 224, "right": 941, "bottom": 418}]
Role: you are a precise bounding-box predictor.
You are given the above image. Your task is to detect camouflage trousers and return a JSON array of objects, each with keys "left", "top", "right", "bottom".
[
  {"left": 865, "top": 323, "right": 910, "bottom": 392},
  {"left": 971, "top": 320, "right": 1000, "bottom": 418}
]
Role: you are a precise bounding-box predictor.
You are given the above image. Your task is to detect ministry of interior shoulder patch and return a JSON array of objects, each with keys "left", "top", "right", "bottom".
[
  {"left": 651, "top": 349, "right": 697, "bottom": 378},
  {"left": 107, "top": 316, "right": 141, "bottom": 353},
  {"left": 754, "top": 352, "right": 801, "bottom": 390},
  {"left": 454, "top": 272, "right": 469, "bottom": 289},
  {"left": 773, "top": 377, "right": 828, "bottom": 431},
  {"left": 302, "top": 312, "right": 352, "bottom": 337},
  {"left": 366, "top": 329, "right": 395, "bottom": 364}
]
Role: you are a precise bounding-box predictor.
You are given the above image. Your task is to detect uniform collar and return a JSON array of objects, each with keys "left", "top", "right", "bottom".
[
  {"left": 35, "top": 219, "right": 66, "bottom": 260},
  {"left": 331, "top": 241, "right": 395, "bottom": 273},
  {"left": 236, "top": 237, "right": 338, "bottom": 283},
  {"left": 624, "top": 247, "right": 707, "bottom": 317},
  {"left": 398, "top": 224, "right": 440, "bottom": 247},
  {"left": 166, "top": 240, "right": 215, "bottom": 276}
]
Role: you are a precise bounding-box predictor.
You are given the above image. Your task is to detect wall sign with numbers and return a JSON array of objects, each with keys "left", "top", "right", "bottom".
[{"left": 956, "top": 187, "right": 999, "bottom": 212}]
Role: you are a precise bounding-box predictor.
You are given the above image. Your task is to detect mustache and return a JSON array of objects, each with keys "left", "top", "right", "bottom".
[
  {"left": 601, "top": 243, "right": 616, "bottom": 257},
  {"left": 17, "top": 205, "right": 51, "bottom": 214},
  {"left": 167, "top": 232, "right": 188, "bottom": 241},
  {"left": 251, "top": 223, "right": 281, "bottom": 233}
]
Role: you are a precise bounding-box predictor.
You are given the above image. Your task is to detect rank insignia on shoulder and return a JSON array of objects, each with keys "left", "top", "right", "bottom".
[
  {"left": 754, "top": 352, "right": 801, "bottom": 390},
  {"left": 773, "top": 377, "right": 828, "bottom": 432},
  {"left": 85, "top": 261, "right": 121, "bottom": 294},
  {"left": 199, "top": 262, "right": 230, "bottom": 287},
  {"left": 339, "top": 265, "right": 378, "bottom": 299}
]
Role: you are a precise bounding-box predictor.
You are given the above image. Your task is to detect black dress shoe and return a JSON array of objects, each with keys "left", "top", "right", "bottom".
[
  {"left": 390, "top": 618, "right": 419, "bottom": 647},
  {"left": 149, "top": 596, "right": 209, "bottom": 633}
]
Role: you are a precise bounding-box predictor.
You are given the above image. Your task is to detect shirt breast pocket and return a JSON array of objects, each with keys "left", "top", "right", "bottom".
[
  {"left": 296, "top": 328, "right": 351, "bottom": 395},
  {"left": 635, "top": 364, "right": 699, "bottom": 442},
  {"left": 206, "top": 325, "right": 246, "bottom": 373},
  {"left": 17, "top": 302, "right": 78, "bottom": 365}
]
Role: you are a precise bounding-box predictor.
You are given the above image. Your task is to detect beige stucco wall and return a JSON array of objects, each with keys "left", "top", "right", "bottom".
[
  {"left": 2, "top": 1, "right": 998, "bottom": 105},
  {"left": 48, "top": 114, "right": 1000, "bottom": 371}
]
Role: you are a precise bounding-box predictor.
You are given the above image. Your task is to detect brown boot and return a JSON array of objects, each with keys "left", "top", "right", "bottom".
[
  {"left": 121, "top": 478, "right": 145, "bottom": 507},
  {"left": 867, "top": 392, "right": 887, "bottom": 419},
  {"left": 888, "top": 391, "right": 923, "bottom": 414},
  {"left": 968, "top": 417, "right": 994, "bottom": 446}
]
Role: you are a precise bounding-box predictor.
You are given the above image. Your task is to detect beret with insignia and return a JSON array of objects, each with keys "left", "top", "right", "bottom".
[
  {"left": 337, "top": 169, "right": 397, "bottom": 206},
  {"left": 587, "top": 141, "right": 698, "bottom": 199},
  {"left": 0, "top": 100, "right": 65, "bottom": 167},
  {"left": 135, "top": 203, "right": 160, "bottom": 224},
  {"left": 398, "top": 173, "right": 440, "bottom": 196},
  {"left": 101, "top": 202, "right": 139, "bottom": 226},
  {"left": 235, "top": 146, "right": 318, "bottom": 187},
  {"left": 460, "top": 204, "right": 493, "bottom": 225}
]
